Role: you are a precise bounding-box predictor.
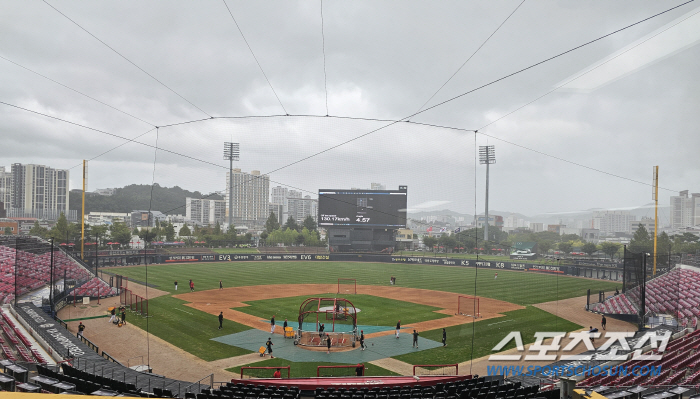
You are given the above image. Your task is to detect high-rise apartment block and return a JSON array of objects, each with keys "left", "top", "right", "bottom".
[
  {"left": 269, "top": 186, "right": 317, "bottom": 224},
  {"left": 225, "top": 169, "right": 270, "bottom": 226},
  {"left": 670, "top": 190, "right": 700, "bottom": 229},
  {"left": 0, "top": 167, "right": 11, "bottom": 211},
  {"left": 185, "top": 197, "right": 226, "bottom": 226},
  {"left": 0, "top": 163, "right": 72, "bottom": 220},
  {"left": 592, "top": 210, "right": 636, "bottom": 234},
  {"left": 287, "top": 195, "right": 318, "bottom": 224}
]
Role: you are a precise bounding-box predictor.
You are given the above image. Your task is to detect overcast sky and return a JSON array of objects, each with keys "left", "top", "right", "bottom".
[{"left": 2, "top": 1, "right": 699, "bottom": 221}]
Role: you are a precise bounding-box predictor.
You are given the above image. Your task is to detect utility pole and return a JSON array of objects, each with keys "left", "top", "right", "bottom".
[
  {"left": 223, "top": 142, "right": 240, "bottom": 230},
  {"left": 479, "top": 146, "right": 496, "bottom": 242}
]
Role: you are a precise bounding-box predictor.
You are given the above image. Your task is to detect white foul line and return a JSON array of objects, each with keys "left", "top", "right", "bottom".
[{"left": 488, "top": 319, "right": 514, "bottom": 326}]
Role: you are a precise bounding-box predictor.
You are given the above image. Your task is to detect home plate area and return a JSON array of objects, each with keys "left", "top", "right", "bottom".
[{"left": 211, "top": 327, "right": 442, "bottom": 363}]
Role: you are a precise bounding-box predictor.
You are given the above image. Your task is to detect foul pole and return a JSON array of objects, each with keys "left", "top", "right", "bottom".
[
  {"left": 81, "top": 160, "right": 87, "bottom": 260},
  {"left": 652, "top": 166, "right": 659, "bottom": 275}
]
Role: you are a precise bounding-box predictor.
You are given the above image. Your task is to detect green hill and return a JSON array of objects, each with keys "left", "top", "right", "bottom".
[{"left": 69, "top": 184, "right": 223, "bottom": 215}]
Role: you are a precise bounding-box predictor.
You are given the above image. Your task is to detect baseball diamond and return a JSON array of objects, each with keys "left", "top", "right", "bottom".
[{"left": 51, "top": 259, "right": 629, "bottom": 383}]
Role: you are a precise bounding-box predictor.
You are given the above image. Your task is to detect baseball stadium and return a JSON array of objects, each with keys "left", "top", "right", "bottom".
[
  {"left": 1, "top": 235, "right": 700, "bottom": 399},
  {"left": 2, "top": 1, "right": 700, "bottom": 399}
]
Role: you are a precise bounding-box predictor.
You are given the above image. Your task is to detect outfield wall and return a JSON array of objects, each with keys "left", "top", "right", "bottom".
[{"left": 151, "top": 253, "right": 623, "bottom": 281}]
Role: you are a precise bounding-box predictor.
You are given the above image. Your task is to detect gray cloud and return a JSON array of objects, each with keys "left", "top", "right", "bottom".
[{"left": 1, "top": 0, "right": 698, "bottom": 217}]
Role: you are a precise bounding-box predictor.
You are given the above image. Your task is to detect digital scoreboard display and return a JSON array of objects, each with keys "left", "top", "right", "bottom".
[{"left": 318, "top": 187, "right": 407, "bottom": 228}]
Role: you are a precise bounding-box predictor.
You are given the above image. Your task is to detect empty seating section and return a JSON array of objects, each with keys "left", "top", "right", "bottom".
[
  {"left": 0, "top": 310, "right": 48, "bottom": 364},
  {"left": 589, "top": 267, "right": 700, "bottom": 326},
  {"left": 36, "top": 363, "right": 138, "bottom": 395},
  {"left": 72, "top": 277, "right": 117, "bottom": 297},
  {"left": 0, "top": 238, "right": 117, "bottom": 305},
  {"left": 200, "top": 383, "right": 301, "bottom": 399},
  {"left": 579, "top": 329, "right": 700, "bottom": 387},
  {"left": 306, "top": 378, "right": 545, "bottom": 399}
]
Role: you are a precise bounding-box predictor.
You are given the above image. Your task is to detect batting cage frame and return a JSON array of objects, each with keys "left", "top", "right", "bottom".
[
  {"left": 120, "top": 287, "right": 149, "bottom": 317},
  {"left": 413, "top": 364, "right": 459, "bottom": 376},
  {"left": 317, "top": 364, "right": 364, "bottom": 377},
  {"left": 337, "top": 278, "right": 357, "bottom": 294},
  {"left": 296, "top": 297, "right": 357, "bottom": 348},
  {"left": 240, "top": 366, "right": 291, "bottom": 379},
  {"left": 456, "top": 295, "right": 480, "bottom": 318}
]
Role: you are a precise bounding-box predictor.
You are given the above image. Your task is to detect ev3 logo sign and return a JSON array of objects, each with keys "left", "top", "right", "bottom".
[{"left": 489, "top": 331, "right": 671, "bottom": 361}]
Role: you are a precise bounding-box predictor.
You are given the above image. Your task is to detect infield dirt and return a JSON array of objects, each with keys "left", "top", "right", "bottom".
[
  {"left": 178, "top": 284, "right": 524, "bottom": 338},
  {"left": 61, "top": 283, "right": 630, "bottom": 381}
]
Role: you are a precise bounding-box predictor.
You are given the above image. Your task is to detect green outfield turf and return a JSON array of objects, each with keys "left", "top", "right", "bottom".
[
  {"left": 235, "top": 293, "right": 449, "bottom": 328},
  {"left": 126, "top": 295, "right": 253, "bottom": 361},
  {"left": 392, "top": 306, "right": 581, "bottom": 366},
  {"left": 112, "top": 261, "right": 618, "bottom": 306},
  {"left": 111, "top": 260, "right": 616, "bottom": 367},
  {"left": 226, "top": 359, "right": 400, "bottom": 378}
]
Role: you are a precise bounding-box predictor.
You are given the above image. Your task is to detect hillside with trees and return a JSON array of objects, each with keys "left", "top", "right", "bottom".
[{"left": 69, "top": 184, "right": 223, "bottom": 215}]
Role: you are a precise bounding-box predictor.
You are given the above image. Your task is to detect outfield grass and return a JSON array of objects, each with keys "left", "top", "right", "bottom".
[
  {"left": 111, "top": 261, "right": 614, "bottom": 365},
  {"left": 393, "top": 306, "right": 581, "bottom": 365},
  {"left": 235, "top": 294, "right": 449, "bottom": 328},
  {"left": 112, "top": 261, "right": 618, "bottom": 306},
  {"left": 126, "top": 295, "right": 253, "bottom": 361},
  {"left": 226, "top": 359, "right": 400, "bottom": 378}
]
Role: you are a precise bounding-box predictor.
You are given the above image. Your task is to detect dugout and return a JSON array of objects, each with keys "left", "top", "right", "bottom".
[{"left": 296, "top": 297, "right": 357, "bottom": 348}]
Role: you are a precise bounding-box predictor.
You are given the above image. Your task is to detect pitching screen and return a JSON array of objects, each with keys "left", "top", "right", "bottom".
[{"left": 318, "top": 188, "right": 407, "bottom": 228}]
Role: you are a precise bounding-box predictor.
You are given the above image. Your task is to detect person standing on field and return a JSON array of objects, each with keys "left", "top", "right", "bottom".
[
  {"left": 270, "top": 315, "right": 276, "bottom": 333},
  {"left": 218, "top": 312, "right": 224, "bottom": 330},
  {"left": 395, "top": 320, "right": 401, "bottom": 338},
  {"left": 78, "top": 322, "right": 86, "bottom": 337},
  {"left": 121, "top": 307, "right": 126, "bottom": 325},
  {"left": 360, "top": 330, "right": 366, "bottom": 350},
  {"left": 412, "top": 329, "right": 419, "bottom": 348},
  {"left": 326, "top": 334, "right": 332, "bottom": 354},
  {"left": 442, "top": 328, "right": 447, "bottom": 347},
  {"left": 189, "top": 280, "right": 194, "bottom": 292},
  {"left": 219, "top": 280, "right": 223, "bottom": 290},
  {"left": 174, "top": 281, "right": 178, "bottom": 290},
  {"left": 355, "top": 364, "right": 363, "bottom": 376},
  {"left": 108, "top": 308, "right": 116, "bottom": 323},
  {"left": 601, "top": 315, "right": 607, "bottom": 330},
  {"left": 266, "top": 338, "right": 274, "bottom": 358}
]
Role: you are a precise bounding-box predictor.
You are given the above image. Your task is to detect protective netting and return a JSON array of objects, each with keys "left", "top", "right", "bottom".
[
  {"left": 622, "top": 248, "right": 645, "bottom": 325},
  {"left": 588, "top": 249, "right": 699, "bottom": 330},
  {"left": 0, "top": 236, "right": 114, "bottom": 310},
  {"left": 413, "top": 364, "right": 459, "bottom": 376}
]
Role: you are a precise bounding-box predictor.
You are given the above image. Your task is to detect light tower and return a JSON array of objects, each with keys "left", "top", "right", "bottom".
[
  {"left": 224, "top": 142, "right": 240, "bottom": 229},
  {"left": 479, "top": 145, "right": 495, "bottom": 242}
]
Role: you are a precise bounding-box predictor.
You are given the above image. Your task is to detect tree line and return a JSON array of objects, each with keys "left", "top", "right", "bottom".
[
  {"left": 420, "top": 223, "right": 700, "bottom": 260},
  {"left": 259, "top": 212, "right": 325, "bottom": 247}
]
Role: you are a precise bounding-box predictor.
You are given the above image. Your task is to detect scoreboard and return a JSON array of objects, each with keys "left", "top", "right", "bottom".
[{"left": 318, "top": 187, "right": 407, "bottom": 228}]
